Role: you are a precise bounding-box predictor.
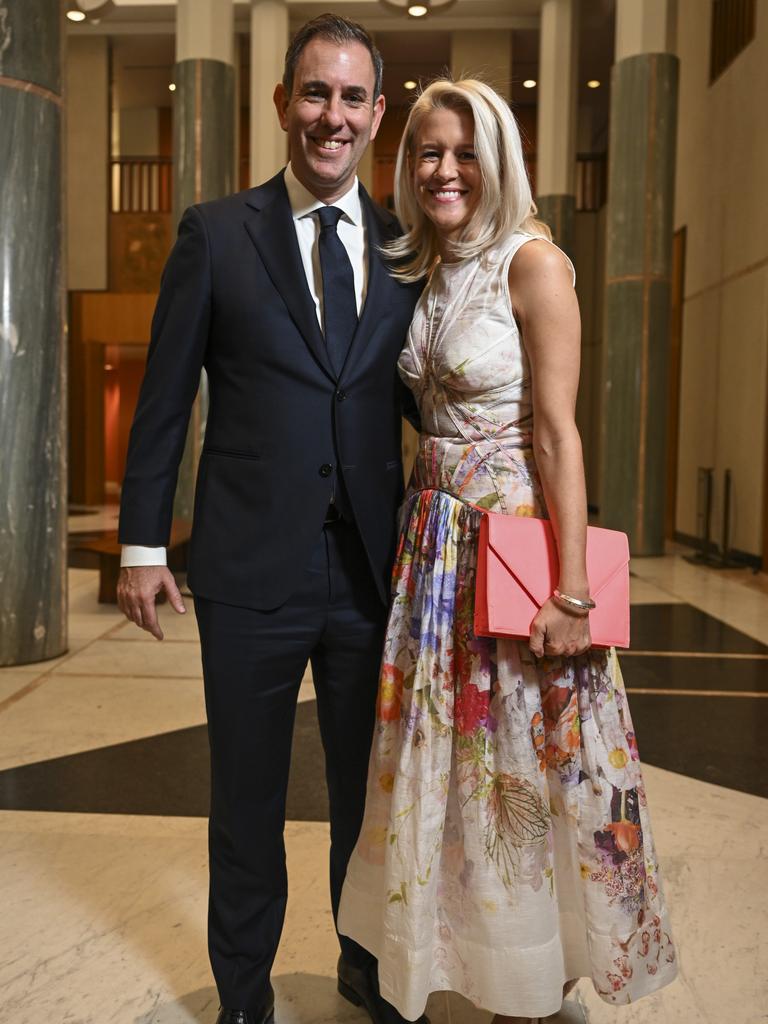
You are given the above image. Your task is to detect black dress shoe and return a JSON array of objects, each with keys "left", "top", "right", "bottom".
[
  {"left": 337, "top": 956, "right": 429, "bottom": 1024},
  {"left": 215, "top": 1013, "right": 273, "bottom": 1024},
  {"left": 215, "top": 986, "right": 275, "bottom": 1024}
]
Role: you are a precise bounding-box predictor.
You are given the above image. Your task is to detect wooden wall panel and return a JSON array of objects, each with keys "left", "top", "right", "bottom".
[
  {"left": 109, "top": 212, "right": 172, "bottom": 292},
  {"left": 68, "top": 292, "right": 155, "bottom": 506}
]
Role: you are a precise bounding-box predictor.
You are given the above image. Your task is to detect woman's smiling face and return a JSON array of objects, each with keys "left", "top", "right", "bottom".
[{"left": 412, "top": 107, "right": 481, "bottom": 248}]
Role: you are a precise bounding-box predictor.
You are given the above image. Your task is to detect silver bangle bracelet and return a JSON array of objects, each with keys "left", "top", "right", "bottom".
[{"left": 553, "top": 588, "right": 596, "bottom": 612}]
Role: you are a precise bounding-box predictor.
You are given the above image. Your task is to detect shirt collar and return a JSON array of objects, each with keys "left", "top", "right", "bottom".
[{"left": 284, "top": 162, "right": 363, "bottom": 227}]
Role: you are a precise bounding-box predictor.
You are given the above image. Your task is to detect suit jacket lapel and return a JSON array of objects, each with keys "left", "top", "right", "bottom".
[
  {"left": 244, "top": 172, "right": 337, "bottom": 381},
  {"left": 338, "top": 186, "right": 395, "bottom": 382}
]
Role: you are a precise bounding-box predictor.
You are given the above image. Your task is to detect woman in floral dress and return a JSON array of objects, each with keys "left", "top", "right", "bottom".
[{"left": 337, "top": 79, "right": 677, "bottom": 1024}]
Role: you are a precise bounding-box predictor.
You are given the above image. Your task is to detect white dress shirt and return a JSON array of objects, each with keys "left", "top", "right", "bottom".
[
  {"left": 121, "top": 163, "right": 368, "bottom": 568},
  {"left": 284, "top": 161, "right": 367, "bottom": 320}
]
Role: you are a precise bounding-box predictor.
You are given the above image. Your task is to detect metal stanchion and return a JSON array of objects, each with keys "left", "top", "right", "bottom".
[{"left": 684, "top": 467, "right": 744, "bottom": 569}]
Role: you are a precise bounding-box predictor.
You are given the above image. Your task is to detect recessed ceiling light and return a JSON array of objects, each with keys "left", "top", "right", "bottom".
[
  {"left": 70, "top": 0, "right": 114, "bottom": 17},
  {"left": 523, "top": 79, "right": 536, "bottom": 89},
  {"left": 381, "top": 0, "right": 456, "bottom": 16},
  {"left": 404, "top": 80, "right": 417, "bottom": 90},
  {"left": 587, "top": 79, "right": 601, "bottom": 89},
  {"left": 168, "top": 83, "right": 176, "bottom": 92}
]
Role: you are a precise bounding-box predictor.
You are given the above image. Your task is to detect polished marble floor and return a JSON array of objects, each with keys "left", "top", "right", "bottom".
[{"left": 1, "top": 554, "right": 767, "bottom": 1023}]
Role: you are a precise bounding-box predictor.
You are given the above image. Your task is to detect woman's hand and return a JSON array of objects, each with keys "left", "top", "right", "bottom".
[{"left": 529, "top": 598, "right": 591, "bottom": 658}]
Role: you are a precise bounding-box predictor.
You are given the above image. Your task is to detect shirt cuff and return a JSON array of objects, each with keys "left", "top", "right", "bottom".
[{"left": 120, "top": 545, "right": 168, "bottom": 567}]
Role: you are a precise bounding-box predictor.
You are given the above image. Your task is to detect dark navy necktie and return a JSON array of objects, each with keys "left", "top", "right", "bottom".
[{"left": 317, "top": 205, "right": 358, "bottom": 377}]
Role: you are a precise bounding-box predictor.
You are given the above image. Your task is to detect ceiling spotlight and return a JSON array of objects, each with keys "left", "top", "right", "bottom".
[
  {"left": 404, "top": 80, "right": 417, "bottom": 90},
  {"left": 587, "top": 79, "right": 601, "bottom": 88},
  {"left": 66, "top": 0, "right": 114, "bottom": 21},
  {"left": 380, "top": 0, "right": 457, "bottom": 16},
  {"left": 523, "top": 79, "right": 537, "bottom": 89},
  {"left": 168, "top": 83, "right": 176, "bottom": 92}
]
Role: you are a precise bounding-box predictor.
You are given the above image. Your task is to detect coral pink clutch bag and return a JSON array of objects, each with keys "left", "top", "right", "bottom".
[{"left": 473, "top": 511, "right": 630, "bottom": 649}]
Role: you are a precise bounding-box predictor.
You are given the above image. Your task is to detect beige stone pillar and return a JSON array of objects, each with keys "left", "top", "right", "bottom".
[
  {"left": 536, "top": 0, "right": 578, "bottom": 256},
  {"left": 250, "top": 0, "right": 289, "bottom": 186},
  {"left": 177, "top": 0, "right": 233, "bottom": 65},
  {"left": 615, "top": 0, "right": 677, "bottom": 60},
  {"left": 450, "top": 30, "right": 512, "bottom": 102}
]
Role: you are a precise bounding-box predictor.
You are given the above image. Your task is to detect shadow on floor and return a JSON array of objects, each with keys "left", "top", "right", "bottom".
[
  {"left": 134, "top": 986, "right": 218, "bottom": 1024},
  {"left": 130, "top": 973, "right": 590, "bottom": 1023}
]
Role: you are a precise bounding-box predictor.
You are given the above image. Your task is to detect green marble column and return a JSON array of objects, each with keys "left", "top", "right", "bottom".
[
  {"left": 600, "top": 52, "right": 678, "bottom": 555},
  {"left": 0, "top": 0, "right": 66, "bottom": 666},
  {"left": 536, "top": 193, "right": 575, "bottom": 260},
  {"left": 172, "top": 57, "right": 234, "bottom": 521}
]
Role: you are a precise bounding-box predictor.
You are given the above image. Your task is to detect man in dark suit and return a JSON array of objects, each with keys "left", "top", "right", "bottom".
[{"left": 117, "top": 15, "right": 424, "bottom": 1024}]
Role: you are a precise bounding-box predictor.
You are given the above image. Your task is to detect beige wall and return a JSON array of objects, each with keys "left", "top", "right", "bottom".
[
  {"left": 450, "top": 31, "right": 512, "bottom": 101},
  {"left": 66, "top": 36, "right": 109, "bottom": 291},
  {"left": 357, "top": 139, "right": 374, "bottom": 195},
  {"left": 674, "top": 0, "right": 768, "bottom": 556},
  {"left": 119, "top": 107, "right": 159, "bottom": 156}
]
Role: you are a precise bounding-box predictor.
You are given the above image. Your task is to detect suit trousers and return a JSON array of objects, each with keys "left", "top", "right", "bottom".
[{"left": 194, "top": 518, "right": 386, "bottom": 1010}]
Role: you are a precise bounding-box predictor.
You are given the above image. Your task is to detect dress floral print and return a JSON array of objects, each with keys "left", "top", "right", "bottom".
[{"left": 337, "top": 234, "right": 677, "bottom": 1020}]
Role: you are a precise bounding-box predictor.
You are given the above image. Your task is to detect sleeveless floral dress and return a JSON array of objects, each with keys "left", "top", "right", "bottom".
[{"left": 337, "top": 233, "right": 677, "bottom": 1020}]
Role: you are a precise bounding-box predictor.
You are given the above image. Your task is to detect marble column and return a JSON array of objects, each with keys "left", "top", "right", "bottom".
[
  {"left": 599, "top": 0, "right": 678, "bottom": 555},
  {"left": 535, "top": 0, "right": 578, "bottom": 258},
  {"left": 0, "top": 0, "right": 66, "bottom": 666},
  {"left": 250, "top": 0, "right": 288, "bottom": 186},
  {"left": 450, "top": 30, "right": 512, "bottom": 102},
  {"left": 172, "top": 0, "right": 235, "bottom": 521}
]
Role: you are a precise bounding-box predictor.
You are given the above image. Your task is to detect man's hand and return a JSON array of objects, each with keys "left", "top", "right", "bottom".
[{"left": 117, "top": 566, "right": 186, "bottom": 641}]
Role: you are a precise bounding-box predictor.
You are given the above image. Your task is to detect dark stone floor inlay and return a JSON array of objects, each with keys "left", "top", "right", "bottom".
[
  {"left": 3, "top": 601, "right": 767, "bottom": 815},
  {"left": 628, "top": 691, "right": 768, "bottom": 797},
  {"left": 629, "top": 603, "right": 768, "bottom": 654},
  {"left": 0, "top": 701, "right": 329, "bottom": 820},
  {"left": 621, "top": 654, "right": 768, "bottom": 693}
]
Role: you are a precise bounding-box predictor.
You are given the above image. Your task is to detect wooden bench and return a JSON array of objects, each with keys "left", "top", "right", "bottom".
[{"left": 74, "top": 519, "right": 192, "bottom": 604}]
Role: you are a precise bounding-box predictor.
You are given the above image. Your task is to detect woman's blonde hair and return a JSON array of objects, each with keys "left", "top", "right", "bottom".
[{"left": 384, "top": 77, "right": 550, "bottom": 282}]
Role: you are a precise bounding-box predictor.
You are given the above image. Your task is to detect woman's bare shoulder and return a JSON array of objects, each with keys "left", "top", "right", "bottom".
[{"left": 508, "top": 237, "right": 572, "bottom": 285}]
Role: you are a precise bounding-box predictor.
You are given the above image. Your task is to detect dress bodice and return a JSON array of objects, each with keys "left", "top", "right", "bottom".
[
  {"left": 399, "top": 232, "right": 573, "bottom": 448},
  {"left": 398, "top": 232, "right": 575, "bottom": 512}
]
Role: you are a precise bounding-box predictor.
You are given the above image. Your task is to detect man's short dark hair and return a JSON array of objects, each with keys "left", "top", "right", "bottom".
[{"left": 283, "top": 13, "right": 384, "bottom": 102}]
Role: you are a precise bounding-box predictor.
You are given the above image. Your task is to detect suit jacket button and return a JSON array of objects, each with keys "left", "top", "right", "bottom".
[
  {"left": 319, "top": 464, "right": 333, "bottom": 477},
  {"left": 336, "top": 390, "right": 347, "bottom": 402}
]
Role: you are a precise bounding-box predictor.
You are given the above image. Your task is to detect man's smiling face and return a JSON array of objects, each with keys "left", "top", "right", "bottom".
[{"left": 273, "top": 38, "right": 385, "bottom": 203}]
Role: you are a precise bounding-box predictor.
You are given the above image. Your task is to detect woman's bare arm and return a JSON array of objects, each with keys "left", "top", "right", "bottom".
[{"left": 508, "top": 239, "right": 591, "bottom": 657}]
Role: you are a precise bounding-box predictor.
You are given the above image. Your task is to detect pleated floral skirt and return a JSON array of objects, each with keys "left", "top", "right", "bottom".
[{"left": 338, "top": 488, "right": 677, "bottom": 1021}]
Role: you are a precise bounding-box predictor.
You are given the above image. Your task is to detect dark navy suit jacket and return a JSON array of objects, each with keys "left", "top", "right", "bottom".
[{"left": 118, "top": 170, "right": 422, "bottom": 609}]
